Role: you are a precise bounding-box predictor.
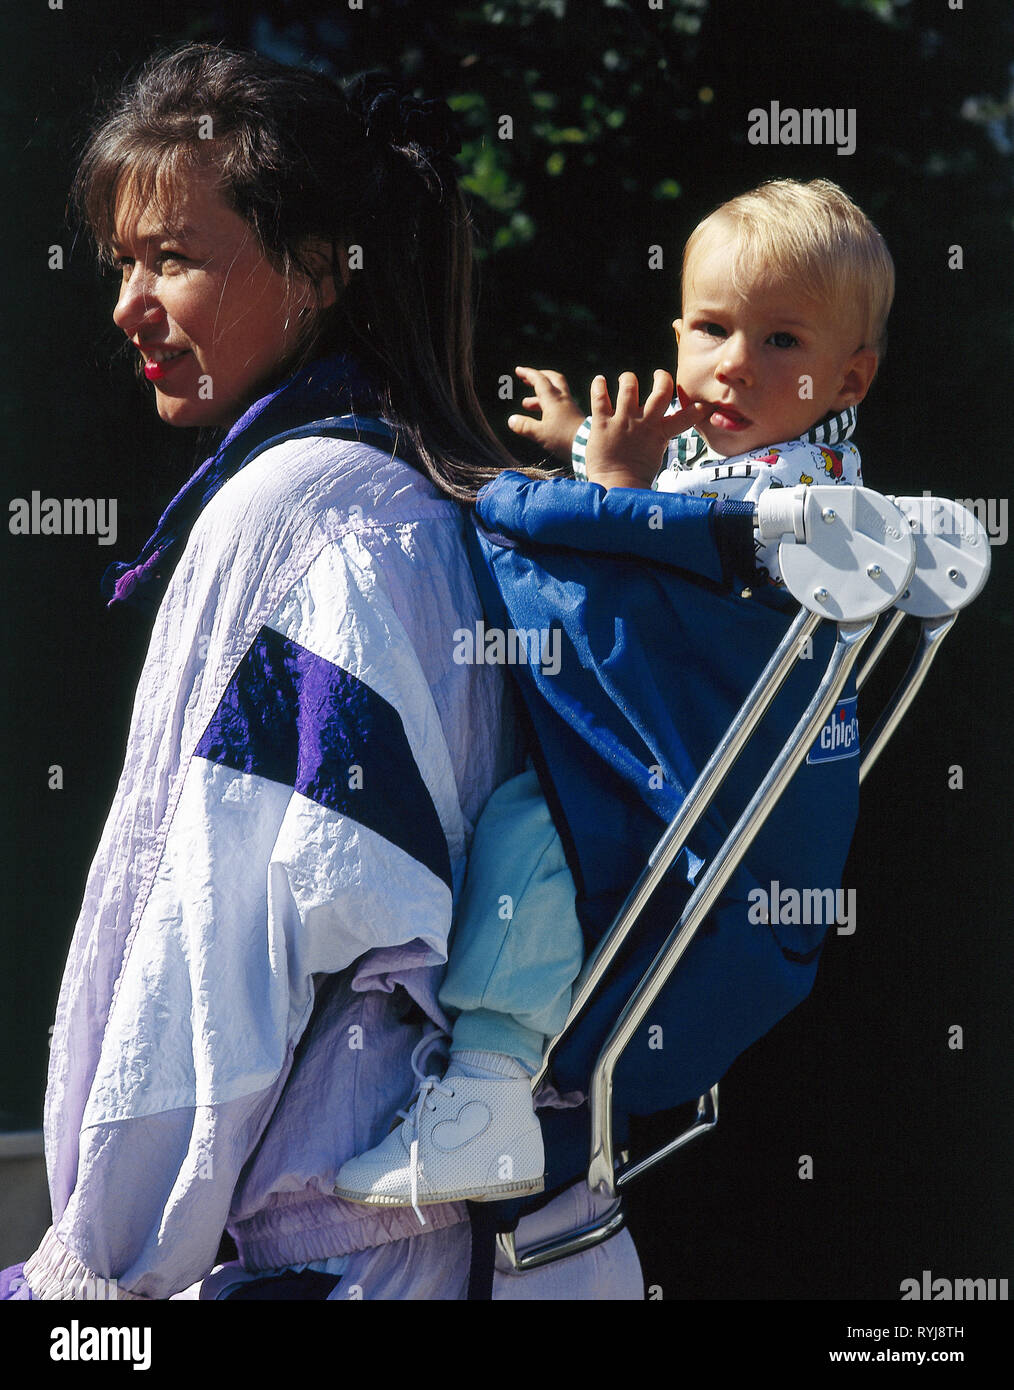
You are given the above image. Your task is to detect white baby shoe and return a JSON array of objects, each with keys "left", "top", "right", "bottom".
[{"left": 334, "top": 1036, "right": 545, "bottom": 1223}]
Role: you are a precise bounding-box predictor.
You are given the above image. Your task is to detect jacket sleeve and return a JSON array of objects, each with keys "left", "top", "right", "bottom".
[{"left": 23, "top": 532, "right": 468, "bottom": 1301}]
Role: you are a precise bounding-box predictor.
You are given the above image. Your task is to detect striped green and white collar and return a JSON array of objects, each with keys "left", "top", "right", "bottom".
[{"left": 669, "top": 402, "right": 858, "bottom": 470}]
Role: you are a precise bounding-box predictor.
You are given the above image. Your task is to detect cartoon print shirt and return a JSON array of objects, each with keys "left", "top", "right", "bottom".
[{"left": 573, "top": 403, "right": 862, "bottom": 586}]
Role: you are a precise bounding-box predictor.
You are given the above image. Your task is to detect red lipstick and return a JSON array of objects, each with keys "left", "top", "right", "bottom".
[{"left": 143, "top": 350, "right": 189, "bottom": 382}]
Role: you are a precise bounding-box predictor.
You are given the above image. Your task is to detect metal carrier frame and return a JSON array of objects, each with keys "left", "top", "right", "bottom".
[{"left": 497, "top": 489, "right": 990, "bottom": 1272}]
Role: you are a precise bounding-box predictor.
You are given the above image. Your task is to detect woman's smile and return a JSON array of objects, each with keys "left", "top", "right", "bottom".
[{"left": 141, "top": 346, "right": 191, "bottom": 380}]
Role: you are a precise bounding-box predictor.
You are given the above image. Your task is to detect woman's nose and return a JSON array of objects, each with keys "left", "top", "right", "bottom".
[{"left": 112, "top": 265, "right": 163, "bottom": 337}]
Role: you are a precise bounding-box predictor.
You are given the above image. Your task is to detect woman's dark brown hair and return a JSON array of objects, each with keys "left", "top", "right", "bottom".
[{"left": 71, "top": 42, "right": 520, "bottom": 501}]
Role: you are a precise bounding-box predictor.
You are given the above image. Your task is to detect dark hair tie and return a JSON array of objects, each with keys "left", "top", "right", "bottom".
[{"left": 350, "top": 77, "right": 462, "bottom": 162}]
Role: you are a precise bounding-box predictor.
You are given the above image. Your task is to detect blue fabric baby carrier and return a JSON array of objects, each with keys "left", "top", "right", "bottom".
[
  {"left": 461, "top": 466, "right": 992, "bottom": 1290},
  {"left": 463, "top": 470, "right": 861, "bottom": 1205}
]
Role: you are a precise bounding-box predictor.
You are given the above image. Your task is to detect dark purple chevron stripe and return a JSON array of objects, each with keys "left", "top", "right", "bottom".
[{"left": 195, "top": 625, "right": 452, "bottom": 890}]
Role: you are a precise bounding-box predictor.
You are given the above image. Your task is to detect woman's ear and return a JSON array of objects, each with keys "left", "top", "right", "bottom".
[
  {"left": 297, "top": 237, "right": 342, "bottom": 309},
  {"left": 334, "top": 245, "right": 351, "bottom": 290}
]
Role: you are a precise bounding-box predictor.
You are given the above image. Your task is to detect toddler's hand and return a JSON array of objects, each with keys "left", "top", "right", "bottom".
[
  {"left": 507, "top": 367, "right": 587, "bottom": 462},
  {"left": 585, "top": 371, "right": 708, "bottom": 489}
]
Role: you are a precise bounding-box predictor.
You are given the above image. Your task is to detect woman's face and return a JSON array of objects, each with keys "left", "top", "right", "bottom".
[{"left": 111, "top": 162, "right": 318, "bottom": 428}]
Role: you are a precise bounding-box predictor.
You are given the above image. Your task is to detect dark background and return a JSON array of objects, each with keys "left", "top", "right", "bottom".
[{"left": 2, "top": 0, "right": 1011, "bottom": 1300}]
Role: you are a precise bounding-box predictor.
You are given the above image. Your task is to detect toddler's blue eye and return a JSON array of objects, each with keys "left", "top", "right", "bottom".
[
  {"left": 703, "top": 323, "right": 726, "bottom": 337},
  {"left": 769, "top": 331, "right": 798, "bottom": 348}
]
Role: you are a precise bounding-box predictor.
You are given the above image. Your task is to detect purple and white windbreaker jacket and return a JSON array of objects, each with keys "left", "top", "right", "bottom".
[{"left": 23, "top": 433, "right": 514, "bottom": 1299}]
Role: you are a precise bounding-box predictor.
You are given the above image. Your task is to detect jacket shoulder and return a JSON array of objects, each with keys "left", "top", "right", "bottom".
[{"left": 202, "top": 431, "right": 458, "bottom": 537}]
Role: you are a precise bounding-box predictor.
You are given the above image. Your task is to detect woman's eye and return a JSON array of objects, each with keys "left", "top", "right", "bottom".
[
  {"left": 768, "top": 331, "right": 798, "bottom": 348},
  {"left": 108, "top": 252, "right": 186, "bottom": 276}
]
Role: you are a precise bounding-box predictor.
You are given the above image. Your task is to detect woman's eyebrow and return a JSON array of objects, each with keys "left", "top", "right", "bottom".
[{"left": 110, "top": 224, "right": 200, "bottom": 250}]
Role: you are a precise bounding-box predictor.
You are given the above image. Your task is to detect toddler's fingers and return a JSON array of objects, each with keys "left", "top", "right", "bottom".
[
  {"left": 614, "top": 371, "right": 640, "bottom": 418},
  {"left": 508, "top": 412, "right": 544, "bottom": 438},
  {"left": 589, "top": 374, "right": 614, "bottom": 419},
  {"left": 513, "top": 366, "right": 550, "bottom": 399},
  {"left": 661, "top": 398, "right": 710, "bottom": 438},
  {"left": 537, "top": 369, "right": 572, "bottom": 395},
  {"left": 515, "top": 365, "right": 569, "bottom": 400},
  {"left": 643, "top": 369, "right": 676, "bottom": 419}
]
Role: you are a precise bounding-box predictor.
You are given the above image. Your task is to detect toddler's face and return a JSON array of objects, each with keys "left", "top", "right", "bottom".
[{"left": 674, "top": 232, "right": 876, "bottom": 457}]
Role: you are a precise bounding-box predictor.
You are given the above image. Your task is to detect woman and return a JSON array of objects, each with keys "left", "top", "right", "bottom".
[
  {"left": 8, "top": 40, "right": 512, "bottom": 1300},
  {"left": 2, "top": 40, "right": 643, "bottom": 1303}
]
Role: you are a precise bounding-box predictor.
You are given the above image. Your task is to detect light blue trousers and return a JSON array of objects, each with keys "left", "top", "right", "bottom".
[{"left": 438, "top": 769, "right": 585, "bottom": 1071}]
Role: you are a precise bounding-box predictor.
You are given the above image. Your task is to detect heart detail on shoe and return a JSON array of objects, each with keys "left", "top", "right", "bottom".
[{"left": 431, "top": 1100, "right": 492, "bottom": 1150}]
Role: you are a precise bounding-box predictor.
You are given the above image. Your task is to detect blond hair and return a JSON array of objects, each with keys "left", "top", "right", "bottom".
[{"left": 681, "top": 179, "right": 895, "bottom": 356}]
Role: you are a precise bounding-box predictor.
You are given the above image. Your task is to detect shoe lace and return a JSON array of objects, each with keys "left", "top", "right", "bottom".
[{"left": 394, "top": 1028, "right": 453, "bottom": 1226}]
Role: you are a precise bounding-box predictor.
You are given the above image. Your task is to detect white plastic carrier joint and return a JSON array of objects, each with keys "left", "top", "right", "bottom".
[
  {"left": 889, "top": 495, "right": 991, "bottom": 618},
  {"left": 756, "top": 485, "right": 916, "bottom": 621}
]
